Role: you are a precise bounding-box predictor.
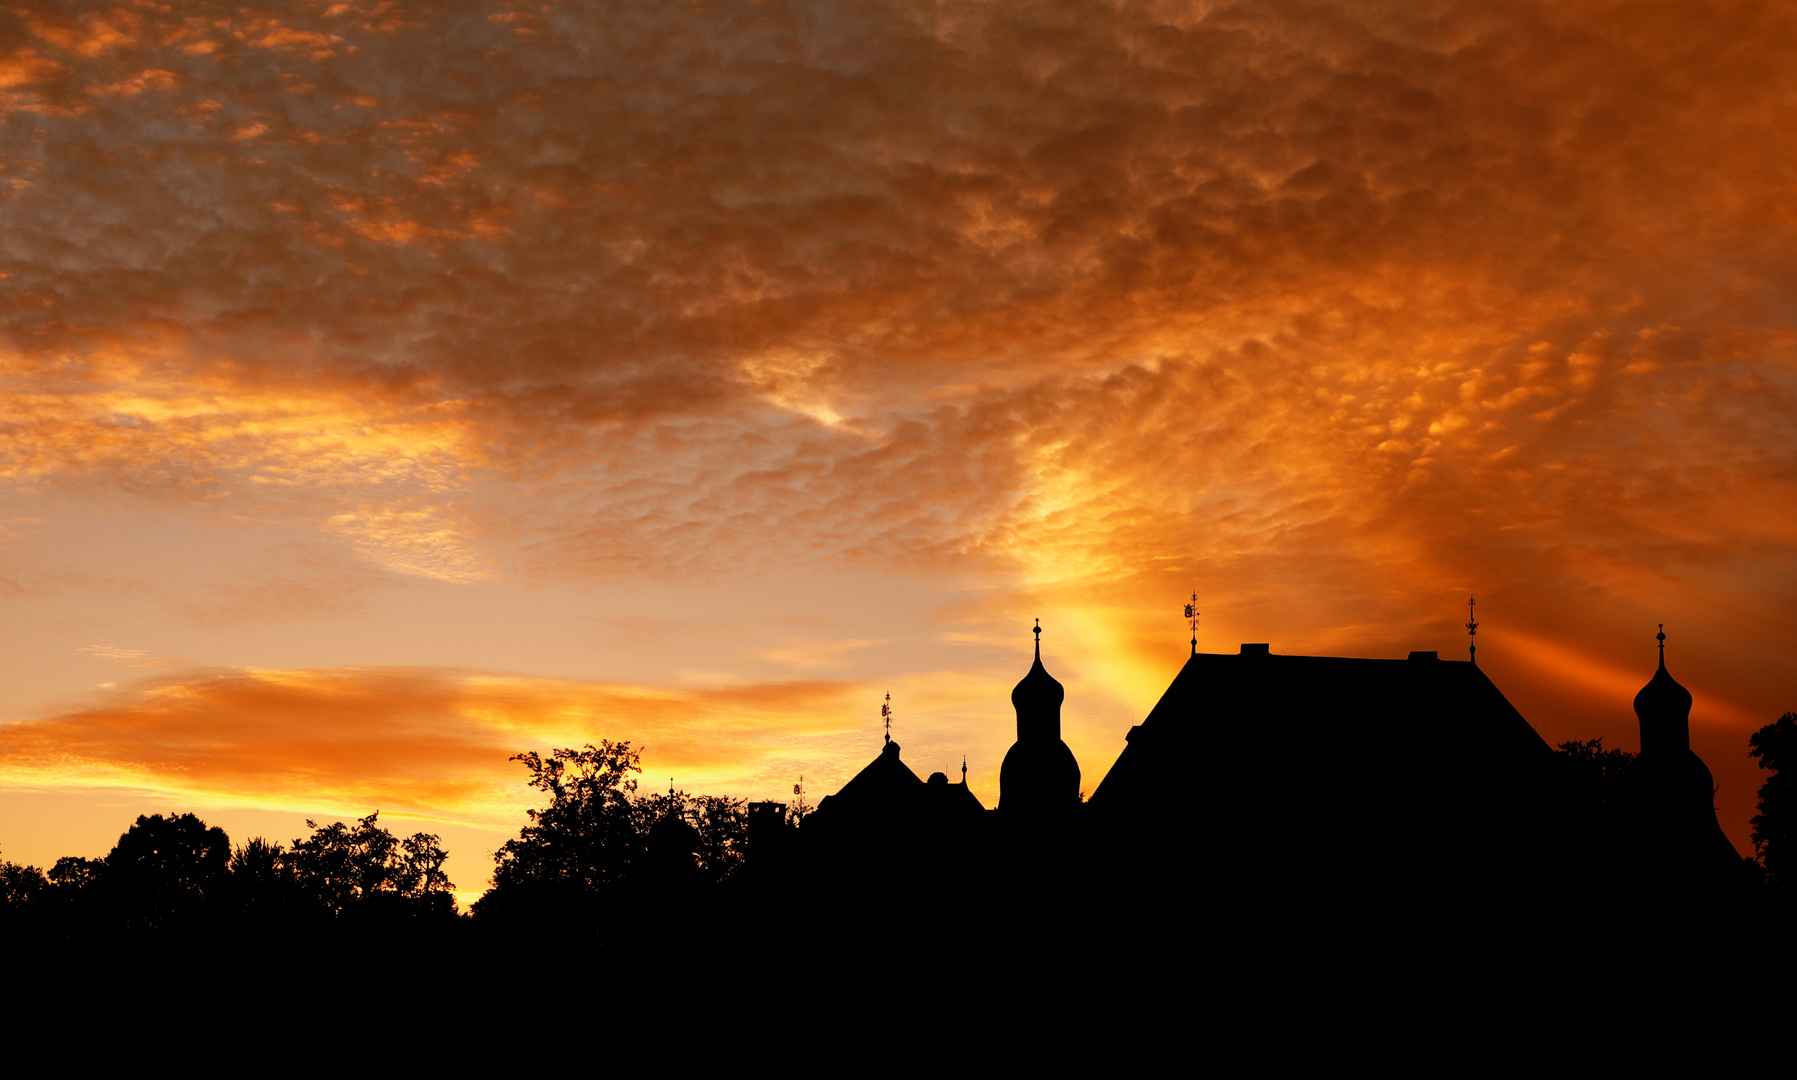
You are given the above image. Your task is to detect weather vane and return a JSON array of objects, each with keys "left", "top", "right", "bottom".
[
  {"left": 1466, "top": 596, "right": 1479, "bottom": 665},
  {"left": 881, "top": 692, "right": 892, "bottom": 745},
  {"left": 1184, "top": 592, "right": 1200, "bottom": 656}
]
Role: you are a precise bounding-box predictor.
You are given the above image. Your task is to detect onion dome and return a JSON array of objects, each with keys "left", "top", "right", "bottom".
[
  {"left": 645, "top": 802, "right": 700, "bottom": 881},
  {"left": 1633, "top": 624, "right": 1694, "bottom": 756},
  {"left": 648, "top": 810, "right": 699, "bottom": 855},
  {"left": 1011, "top": 627, "right": 1065, "bottom": 716},
  {"left": 999, "top": 620, "right": 1081, "bottom": 813}
]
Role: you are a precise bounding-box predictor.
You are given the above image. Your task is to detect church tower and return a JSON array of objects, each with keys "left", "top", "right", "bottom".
[
  {"left": 1623, "top": 625, "right": 1743, "bottom": 894},
  {"left": 999, "top": 621, "right": 1081, "bottom": 814}
]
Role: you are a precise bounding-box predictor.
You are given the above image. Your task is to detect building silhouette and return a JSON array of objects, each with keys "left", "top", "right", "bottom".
[
  {"left": 796, "top": 621, "right": 1747, "bottom": 909},
  {"left": 806, "top": 739, "right": 985, "bottom": 835},
  {"left": 1622, "top": 626, "right": 1747, "bottom": 898}
]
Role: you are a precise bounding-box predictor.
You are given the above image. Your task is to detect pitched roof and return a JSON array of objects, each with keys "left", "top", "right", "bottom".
[
  {"left": 1089, "top": 645, "right": 1556, "bottom": 834},
  {"left": 808, "top": 741, "right": 988, "bottom": 836},
  {"left": 825, "top": 741, "right": 922, "bottom": 806}
]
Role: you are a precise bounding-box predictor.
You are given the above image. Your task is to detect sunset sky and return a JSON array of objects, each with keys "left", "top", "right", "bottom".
[{"left": 4, "top": 0, "right": 1796, "bottom": 901}]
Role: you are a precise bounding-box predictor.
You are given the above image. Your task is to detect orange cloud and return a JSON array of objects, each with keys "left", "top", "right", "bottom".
[
  {"left": 0, "top": 666, "right": 869, "bottom": 826},
  {"left": 2, "top": 0, "right": 1787, "bottom": 585},
  {"left": 0, "top": 335, "right": 490, "bottom": 580}
]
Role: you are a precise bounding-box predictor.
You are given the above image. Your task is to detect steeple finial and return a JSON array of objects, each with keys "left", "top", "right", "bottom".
[
  {"left": 881, "top": 692, "right": 892, "bottom": 745},
  {"left": 1184, "top": 593, "right": 1200, "bottom": 656},
  {"left": 1657, "top": 623, "right": 1666, "bottom": 667},
  {"left": 1466, "top": 596, "right": 1479, "bottom": 665},
  {"left": 1033, "top": 618, "right": 1041, "bottom": 660},
  {"left": 961, "top": 755, "right": 967, "bottom": 786}
]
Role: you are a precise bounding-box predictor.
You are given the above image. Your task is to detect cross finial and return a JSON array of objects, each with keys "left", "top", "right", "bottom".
[
  {"left": 1657, "top": 623, "right": 1666, "bottom": 666},
  {"left": 1184, "top": 592, "right": 1200, "bottom": 656},
  {"left": 881, "top": 692, "right": 892, "bottom": 745},
  {"left": 1033, "top": 618, "right": 1041, "bottom": 660},
  {"left": 1466, "top": 596, "right": 1479, "bottom": 665}
]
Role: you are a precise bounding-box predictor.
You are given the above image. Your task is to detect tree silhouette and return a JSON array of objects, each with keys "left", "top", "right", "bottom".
[
  {"left": 0, "top": 847, "right": 48, "bottom": 921},
  {"left": 229, "top": 837, "right": 288, "bottom": 887},
  {"left": 48, "top": 856, "right": 103, "bottom": 890},
  {"left": 688, "top": 794, "right": 749, "bottom": 884},
  {"left": 491, "top": 742, "right": 644, "bottom": 891},
  {"left": 288, "top": 814, "right": 398, "bottom": 916},
  {"left": 1749, "top": 712, "right": 1797, "bottom": 894},
  {"left": 102, "top": 813, "right": 231, "bottom": 929},
  {"left": 397, "top": 832, "right": 454, "bottom": 900},
  {"left": 226, "top": 837, "right": 307, "bottom": 921},
  {"left": 1557, "top": 738, "right": 1634, "bottom": 811},
  {"left": 475, "top": 743, "right": 760, "bottom": 932},
  {"left": 287, "top": 813, "right": 455, "bottom": 919}
]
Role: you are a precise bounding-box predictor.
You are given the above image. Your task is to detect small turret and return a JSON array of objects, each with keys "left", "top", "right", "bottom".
[
  {"left": 999, "top": 620, "right": 1081, "bottom": 814},
  {"left": 1634, "top": 624, "right": 1694, "bottom": 756}
]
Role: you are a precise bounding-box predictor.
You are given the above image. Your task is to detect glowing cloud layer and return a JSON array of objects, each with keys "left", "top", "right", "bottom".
[
  {"left": 4, "top": 1, "right": 1796, "bottom": 862},
  {"left": 0, "top": 665, "right": 867, "bottom": 824}
]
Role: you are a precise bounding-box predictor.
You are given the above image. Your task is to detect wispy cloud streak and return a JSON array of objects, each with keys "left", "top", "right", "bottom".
[{"left": 0, "top": 666, "right": 867, "bottom": 823}]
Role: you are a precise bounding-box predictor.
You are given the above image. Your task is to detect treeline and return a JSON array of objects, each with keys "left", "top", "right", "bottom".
[
  {"left": 470, "top": 741, "right": 785, "bottom": 930},
  {"left": 0, "top": 741, "right": 776, "bottom": 942},
  {"left": 0, "top": 811, "right": 458, "bottom": 937},
  {"left": 7, "top": 717, "right": 1797, "bottom": 943},
  {"left": 484, "top": 743, "right": 764, "bottom": 896}
]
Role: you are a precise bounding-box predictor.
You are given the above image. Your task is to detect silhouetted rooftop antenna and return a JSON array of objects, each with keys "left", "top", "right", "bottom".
[
  {"left": 881, "top": 692, "right": 892, "bottom": 745},
  {"left": 1033, "top": 618, "right": 1041, "bottom": 660},
  {"left": 1466, "top": 596, "right": 1479, "bottom": 665},
  {"left": 1185, "top": 592, "right": 1200, "bottom": 656}
]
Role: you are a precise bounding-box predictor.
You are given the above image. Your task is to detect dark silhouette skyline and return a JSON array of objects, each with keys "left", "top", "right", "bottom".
[
  {"left": 8, "top": 2, "right": 1797, "bottom": 961},
  {"left": 5, "top": 619, "right": 1784, "bottom": 963}
]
